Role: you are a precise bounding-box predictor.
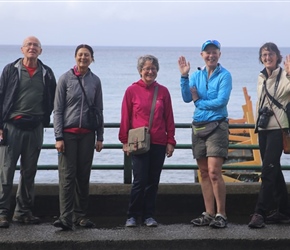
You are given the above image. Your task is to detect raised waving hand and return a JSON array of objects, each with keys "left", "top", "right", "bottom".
[{"left": 178, "top": 56, "right": 190, "bottom": 76}]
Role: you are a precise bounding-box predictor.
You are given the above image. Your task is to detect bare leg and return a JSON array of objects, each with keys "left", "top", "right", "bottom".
[
  {"left": 197, "top": 157, "right": 215, "bottom": 216},
  {"left": 207, "top": 156, "right": 226, "bottom": 216}
]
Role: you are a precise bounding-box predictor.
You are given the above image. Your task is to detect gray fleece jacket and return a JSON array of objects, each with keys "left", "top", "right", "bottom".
[{"left": 53, "top": 68, "right": 104, "bottom": 141}]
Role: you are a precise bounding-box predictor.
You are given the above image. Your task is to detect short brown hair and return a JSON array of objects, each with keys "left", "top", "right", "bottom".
[{"left": 259, "top": 42, "right": 282, "bottom": 65}]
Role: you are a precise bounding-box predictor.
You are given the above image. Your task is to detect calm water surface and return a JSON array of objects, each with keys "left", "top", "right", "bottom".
[{"left": 1, "top": 45, "right": 290, "bottom": 183}]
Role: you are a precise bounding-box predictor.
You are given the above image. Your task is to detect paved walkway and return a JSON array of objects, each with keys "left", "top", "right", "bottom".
[
  {"left": 1, "top": 219, "right": 290, "bottom": 250},
  {"left": 3, "top": 183, "right": 290, "bottom": 249}
]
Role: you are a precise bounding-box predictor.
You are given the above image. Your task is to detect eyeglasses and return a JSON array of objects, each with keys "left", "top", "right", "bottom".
[
  {"left": 261, "top": 52, "right": 276, "bottom": 59},
  {"left": 23, "top": 42, "right": 41, "bottom": 48},
  {"left": 142, "top": 67, "right": 157, "bottom": 72},
  {"left": 201, "top": 40, "right": 221, "bottom": 51}
]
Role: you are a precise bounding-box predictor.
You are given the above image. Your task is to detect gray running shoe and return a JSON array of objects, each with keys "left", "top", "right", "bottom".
[
  {"left": 209, "top": 214, "right": 228, "bottom": 228},
  {"left": 125, "top": 217, "right": 137, "bottom": 227},
  {"left": 144, "top": 217, "right": 158, "bottom": 227},
  {"left": 191, "top": 212, "right": 214, "bottom": 226}
]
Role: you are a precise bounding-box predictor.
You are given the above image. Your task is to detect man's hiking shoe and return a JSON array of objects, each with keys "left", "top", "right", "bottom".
[
  {"left": 12, "top": 214, "right": 40, "bottom": 224},
  {"left": 0, "top": 217, "right": 9, "bottom": 228},
  {"left": 75, "top": 217, "right": 96, "bottom": 228},
  {"left": 53, "top": 219, "right": 73, "bottom": 231}
]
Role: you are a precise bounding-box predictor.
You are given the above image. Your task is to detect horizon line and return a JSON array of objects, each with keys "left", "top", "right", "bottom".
[{"left": 1, "top": 44, "right": 288, "bottom": 48}]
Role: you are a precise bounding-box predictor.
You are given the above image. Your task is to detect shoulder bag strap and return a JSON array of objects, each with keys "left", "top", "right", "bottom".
[
  {"left": 266, "top": 94, "right": 284, "bottom": 131},
  {"left": 263, "top": 68, "right": 285, "bottom": 111},
  {"left": 256, "top": 87, "right": 267, "bottom": 126},
  {"left": 265, "top": 68, "right": 288, "bottom": 131},
  {"left": 148, "top": 85, "right": 158, "bottom": 132},
  {"left": 72, "top": 69, "right": 92, "bottom": 107}
]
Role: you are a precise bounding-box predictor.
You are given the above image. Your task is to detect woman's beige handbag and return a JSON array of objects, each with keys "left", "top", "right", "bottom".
[
  {"left": 127, "top": 86, "right": 158, "bottom": 155},
  {"left": 128, "top": 127, "right": 150, "bottom": 155}
]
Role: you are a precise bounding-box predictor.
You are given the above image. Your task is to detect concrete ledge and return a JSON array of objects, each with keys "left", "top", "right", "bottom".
[
  {"left": 4, "top": 183, "right": 290, "bottom": 250},
  {"left": 11, "top": 182, "right": 265, "bottom": 219}
]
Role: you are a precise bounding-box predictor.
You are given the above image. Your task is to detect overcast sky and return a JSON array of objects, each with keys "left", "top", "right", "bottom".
[{"left": 0, "top": 0, "right": 289, "bottom": 47}]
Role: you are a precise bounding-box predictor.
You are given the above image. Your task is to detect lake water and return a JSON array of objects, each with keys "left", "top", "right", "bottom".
[{"left": 1, "top": 45, "right": 290, "bottom": 183}]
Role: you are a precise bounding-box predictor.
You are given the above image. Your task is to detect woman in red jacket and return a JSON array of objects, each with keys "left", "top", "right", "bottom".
[{"left": 119, "top": 55, "right": 176, "bottom": 227}]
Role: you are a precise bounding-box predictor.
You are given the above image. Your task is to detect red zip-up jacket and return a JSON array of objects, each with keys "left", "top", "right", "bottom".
[{"left": 119, "top": 79, "right": 176, "bottom": 147}]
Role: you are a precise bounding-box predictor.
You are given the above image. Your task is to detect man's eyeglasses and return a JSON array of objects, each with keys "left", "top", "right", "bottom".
[
  {"left": 142, "top": 67, "right": 157, "bottom": 72},
  {"left": 261, "top": 52, "right": 276, "bottom": 59},
  {"left": 23, "top": 42, "right": 41, "bottom": 48}
]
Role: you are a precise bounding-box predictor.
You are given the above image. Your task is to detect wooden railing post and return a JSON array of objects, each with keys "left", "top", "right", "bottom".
[{"left": 123, "top": 153, "right": 132, "bottom": 184}]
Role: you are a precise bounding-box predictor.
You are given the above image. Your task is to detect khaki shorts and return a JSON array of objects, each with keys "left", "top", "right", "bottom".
[{"left": 191, "top": 121, "right": 229, "bottom": 159}]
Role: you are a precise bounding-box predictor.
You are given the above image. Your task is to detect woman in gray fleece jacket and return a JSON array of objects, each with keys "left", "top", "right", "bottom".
[{"left": 53, "top": 44, "right": 104, "bottom": 230}]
